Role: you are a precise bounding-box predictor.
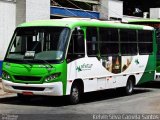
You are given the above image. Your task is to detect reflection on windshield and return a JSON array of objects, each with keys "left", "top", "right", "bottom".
[{"left": 6, "top": 27, "right": 70, "bottom": 63}]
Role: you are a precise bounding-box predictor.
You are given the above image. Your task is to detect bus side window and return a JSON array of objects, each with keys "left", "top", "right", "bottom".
[
  {"left": 138, "top": 30, "right": 153, "bottom": 54},
  {"left": 99, "top": 28, "right": 119, "bottom": 56},
  {"left": 86, "top": 27, "right": 99, "bottom": 57},
  {"left": 120, "top": 29, "right": 137, "bottom": 55},
  {"left": 67, "top": 29, "right": 85, "bottom": 62}
]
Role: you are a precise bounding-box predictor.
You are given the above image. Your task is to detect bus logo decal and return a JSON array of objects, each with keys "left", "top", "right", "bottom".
[
  {"left": 76, "top": 63, "right": 93, "bottom": 72},
  {"left": 135, "top": 59, "right": 140, "bottom": 65}
]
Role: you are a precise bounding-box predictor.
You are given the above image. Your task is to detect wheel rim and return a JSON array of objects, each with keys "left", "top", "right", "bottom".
[
  {"left": 127, "top": 80, "right": 133, "bottom": 93},
  {"left": 71, "top": 87, "right": 79, "bottom": 103}
]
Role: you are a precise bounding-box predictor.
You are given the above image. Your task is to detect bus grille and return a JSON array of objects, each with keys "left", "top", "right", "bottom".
[
  {"left": 14, "top": 76, "right": 41, "bottom": 81},
  {"left": 12, "top": 86, "right": 45, "bottom": 91}
]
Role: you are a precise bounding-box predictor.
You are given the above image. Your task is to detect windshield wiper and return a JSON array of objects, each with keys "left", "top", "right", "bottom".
[
  {"left": 22, "top": 59, "right": 33, "bottom": 68},
  {"left": 34, "top": 59, "right": 53, "bottom": 68}
]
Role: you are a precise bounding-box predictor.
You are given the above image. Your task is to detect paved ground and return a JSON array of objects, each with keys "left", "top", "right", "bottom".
[
  {"left": 0, "top": 81, "right": 160, "bottom": 120},
  {"left": 0, "top": 81, "right": 15, "bottom": 97}
]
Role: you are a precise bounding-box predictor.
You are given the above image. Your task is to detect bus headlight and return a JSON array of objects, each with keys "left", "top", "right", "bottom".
[
  {"left": 45, "top": 73, "right": 61, "bottom": 82},
  {"left": 2, "top": 71, "right": 11, "bottom": 80}
]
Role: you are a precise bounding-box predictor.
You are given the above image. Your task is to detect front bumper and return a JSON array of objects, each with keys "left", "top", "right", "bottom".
[{"left": 2, "top": 80, "right": 63, "bottom": 96}]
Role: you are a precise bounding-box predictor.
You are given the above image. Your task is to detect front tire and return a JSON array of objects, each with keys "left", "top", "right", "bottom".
[{"left": 69, "top": 84, "right": 81, "bottom": 104}]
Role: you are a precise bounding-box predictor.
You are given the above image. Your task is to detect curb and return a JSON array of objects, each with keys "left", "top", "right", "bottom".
[
  {"left": 0, "top": 84, "right": 16, "bottom": 97},
  {"left": 0, "top": 92, "right": 15, "bottom": 97},
  {"left": 0, "top": 79, "right": 16, "bottom": 97},
  {"left": 0, "top": 94, "right": 16, "bottom": 99},
  {"left": 0, "top": 86, "right": 14, "bottom": 97}
]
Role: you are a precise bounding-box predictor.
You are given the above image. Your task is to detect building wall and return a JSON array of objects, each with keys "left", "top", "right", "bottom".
[
  {"left": 26, "top": 0, "right": 50, "bottom": 22},
  {"left": 0, "top": 1, "right": 16, "bottom": 60},
  {"left": 16, "top": 0, "right": 26, "bottom": 26},
  {"left": 16, "top": 0, "right": 50, "bottom": 26},
  {"left": 99, "top": 0, "right": 123, "bottom": 20},
  {"left": 108, "top": 0, "right": 123, "bottom": 20},
  {"left": 150, "top": 8, "right": 160, "bottom": 19},
  {"left": 99, "top": 0, "right": 109, "bottom": 19},
  {"left": 0, "top": 1, "right": 16, "bottom": 75}
]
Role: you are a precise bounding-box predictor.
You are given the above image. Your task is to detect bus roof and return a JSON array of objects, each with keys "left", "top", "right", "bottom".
[
  {"left": 18, "top": 18, "right": 154, "bottom": 30},
  {"left": 128, "top": 19, "right": 160, "bottom": 23}
]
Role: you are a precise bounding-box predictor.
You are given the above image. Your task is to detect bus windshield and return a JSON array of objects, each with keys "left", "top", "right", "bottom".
[{"left": 6, "top": 27, "right": 70, "bottom": 63}]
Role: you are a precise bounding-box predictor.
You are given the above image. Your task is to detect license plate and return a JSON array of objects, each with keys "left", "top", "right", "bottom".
[{"left": 22, "top": 91, "right": 33, "bottom": 96}]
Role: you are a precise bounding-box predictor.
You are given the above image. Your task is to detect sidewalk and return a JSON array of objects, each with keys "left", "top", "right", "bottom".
[{"left": 0, "top": 80, "right": 15, "bottom": 97}]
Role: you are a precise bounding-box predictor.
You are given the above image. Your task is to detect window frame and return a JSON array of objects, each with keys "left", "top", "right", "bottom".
[{"left": 66, "top": 28, "right": 85, "bottom": 62}]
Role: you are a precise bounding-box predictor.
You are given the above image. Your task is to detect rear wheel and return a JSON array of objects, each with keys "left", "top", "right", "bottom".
[
  {"left": 69, "top": 84, "right": 81, "bottom": 104},
  {"left": 125, "top": 78, "right": 134, "bottom": 95}
]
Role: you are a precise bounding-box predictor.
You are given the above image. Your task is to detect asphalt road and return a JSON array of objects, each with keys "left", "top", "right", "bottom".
[{"left": 1, "top": 81, "right": 160, "bottom": 120}]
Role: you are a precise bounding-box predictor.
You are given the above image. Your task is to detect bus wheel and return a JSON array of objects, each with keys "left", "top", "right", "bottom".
[
  {"left": 125, "top": 78, "right": 134, "bottom": 95},
  {"left": 69, "top": 84, "right": 80, "bottom": 104}
]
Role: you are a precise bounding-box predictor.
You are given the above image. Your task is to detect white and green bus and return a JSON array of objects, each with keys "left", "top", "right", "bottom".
[
  {"left": 127, "top": 19, "right": 160, "bottom": 80},
  {"left": 2, "top": 18, "right": 156, "bottom": 104}
]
